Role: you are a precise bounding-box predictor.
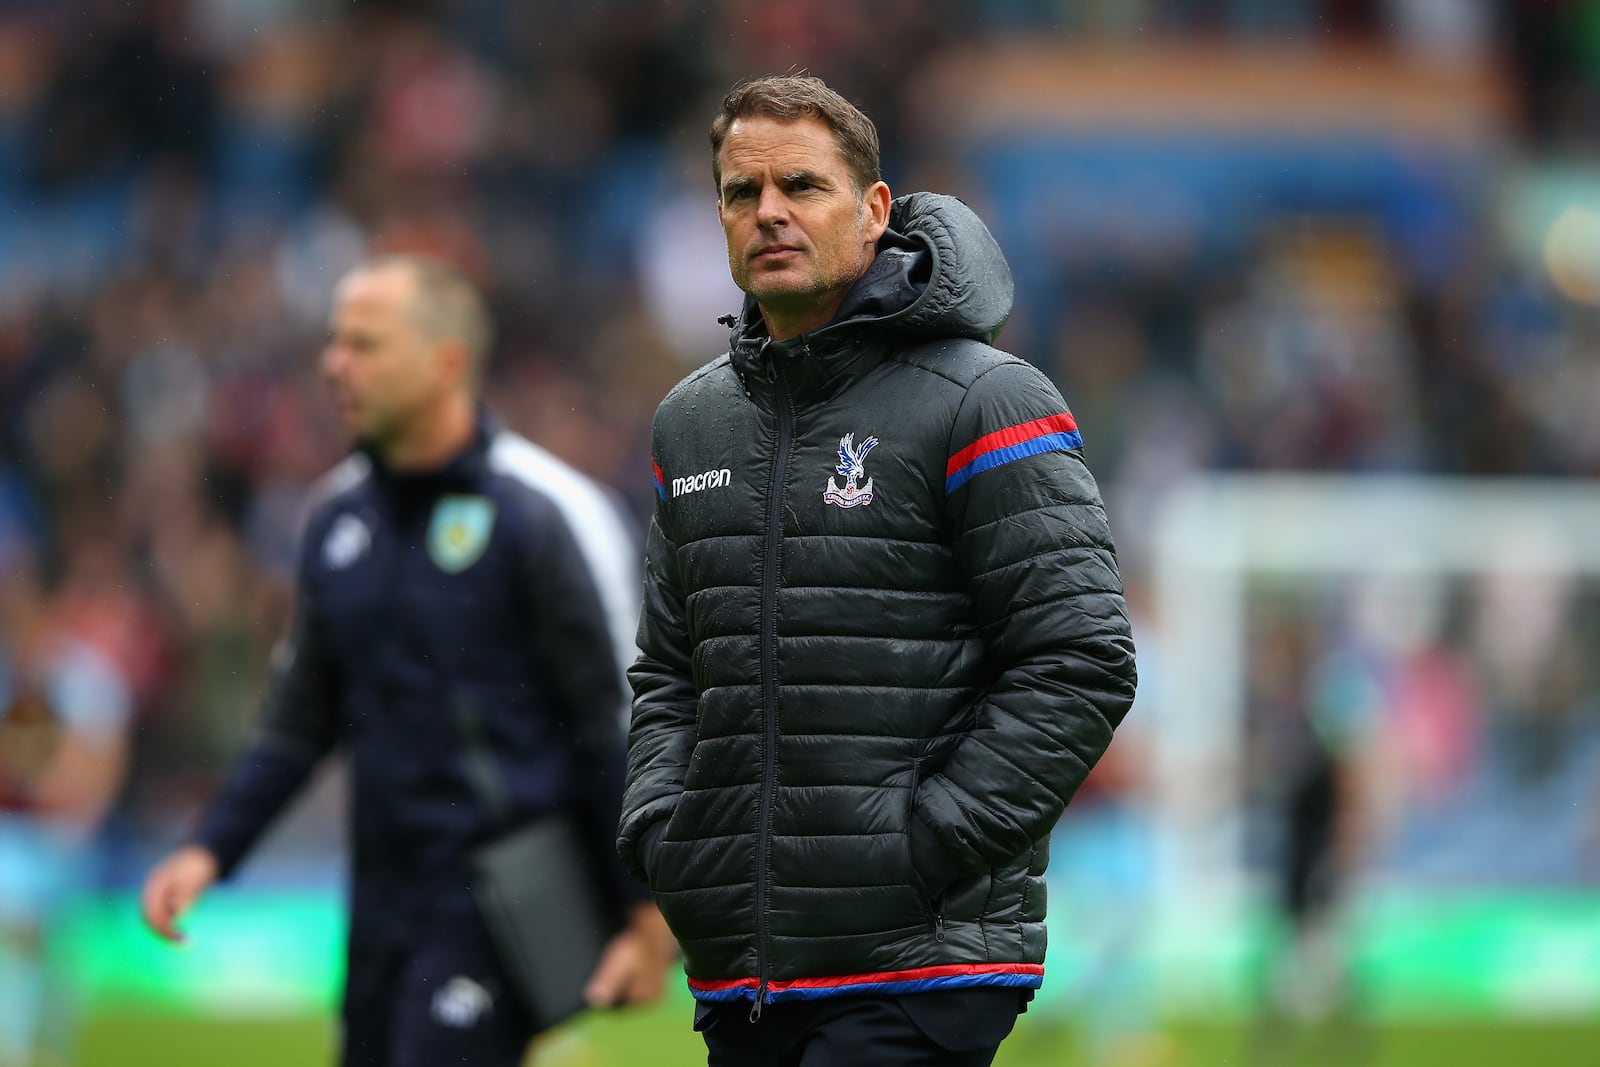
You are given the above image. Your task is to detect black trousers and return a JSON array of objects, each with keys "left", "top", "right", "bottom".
[
  {"left": 341, "top": 895, "right": 535, "bottom": 1067},
  {"left": 697, "top": 987, "right": 1029, "bottom": 1067}
]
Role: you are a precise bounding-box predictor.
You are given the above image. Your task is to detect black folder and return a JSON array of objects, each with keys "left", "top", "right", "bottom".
[{"left": 469, "top": 813, "right": 624, "bottom": 1032}]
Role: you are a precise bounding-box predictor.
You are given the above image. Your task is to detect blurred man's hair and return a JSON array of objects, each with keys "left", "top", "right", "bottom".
[
  {"left": 357, "top": 254, "right": 494, "bottom": 384},
  {"left": 710, "top": 75, "right": 881, "bottom": 197}
]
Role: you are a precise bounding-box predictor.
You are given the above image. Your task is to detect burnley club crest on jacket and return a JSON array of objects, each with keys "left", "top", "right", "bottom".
[{"left": 824, "top": 433, "right": 877, "bottom": 509}]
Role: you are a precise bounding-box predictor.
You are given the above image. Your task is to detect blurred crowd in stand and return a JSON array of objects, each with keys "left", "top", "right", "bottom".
[{"left": 1, "top": 0, "right": 1598, "bottom": 962}]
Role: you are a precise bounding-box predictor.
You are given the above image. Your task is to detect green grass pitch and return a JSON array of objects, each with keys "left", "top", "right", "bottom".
[{"left": 71, "top": 1003, "right": 1600, "bottom": 1067}]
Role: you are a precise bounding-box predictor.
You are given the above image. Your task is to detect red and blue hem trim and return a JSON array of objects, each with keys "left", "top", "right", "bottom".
[
  {"left": 687, "top": 963, "right": 1045, "bottom": 1004},
  {"left": 945, "top": 413, "right": 1081, "bottom": 493}
]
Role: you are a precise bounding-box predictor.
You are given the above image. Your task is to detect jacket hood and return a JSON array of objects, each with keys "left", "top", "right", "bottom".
[{"left": 729, "top": 191, "right": 1014, "bottom": 350}]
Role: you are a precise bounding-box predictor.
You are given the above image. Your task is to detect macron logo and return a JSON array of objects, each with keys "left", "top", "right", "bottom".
[{"left": 672, "top": 468, "right": 732, "bottom": 498}]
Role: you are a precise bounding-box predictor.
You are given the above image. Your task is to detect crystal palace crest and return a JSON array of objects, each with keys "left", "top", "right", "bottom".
[{"left": 823, "top": 433, "right": 877, "bottom": 509}]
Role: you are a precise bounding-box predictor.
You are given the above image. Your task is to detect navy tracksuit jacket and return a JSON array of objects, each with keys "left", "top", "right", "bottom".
[{"left": 193, "top": 410, "right": 645, "bottom": 965}]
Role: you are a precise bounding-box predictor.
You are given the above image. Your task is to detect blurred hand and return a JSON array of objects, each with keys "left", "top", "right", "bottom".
[
  {"left": 583, "top": 902, "right": 678, "bottom": 1009},
  {"left": 141, "top": 845, "right": 220, "bottom": 944}
]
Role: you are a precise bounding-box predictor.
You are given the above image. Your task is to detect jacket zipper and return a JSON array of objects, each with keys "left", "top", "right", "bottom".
[
  {"left": 912, "top": 756, "right": 948, "bottom": 943},
  {"left": 751, "top": 344, "right": 794, "bottom": 1022}
]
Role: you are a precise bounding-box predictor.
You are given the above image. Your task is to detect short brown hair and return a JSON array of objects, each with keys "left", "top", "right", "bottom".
[
  {"left": 710, "top": 75, "right": 881, "bottom": 195},
  {"left": 354, "top": 254, "right": 494, "bottom": 384}
]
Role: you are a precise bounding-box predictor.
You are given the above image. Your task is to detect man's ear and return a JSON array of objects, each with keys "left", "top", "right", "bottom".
[
  {"left": 437, "top": 338, "right": 472, "bottom": 389},
  {"left": 862, "top": 181, "right": 891, "bottom": 244}
]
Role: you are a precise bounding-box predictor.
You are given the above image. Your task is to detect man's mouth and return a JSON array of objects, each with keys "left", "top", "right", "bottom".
[{"left": 752, "top": 245, "right": 801, "bottom": 262}]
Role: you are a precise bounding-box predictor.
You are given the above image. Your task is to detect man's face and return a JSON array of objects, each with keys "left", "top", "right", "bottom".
[
  {"left": 321, "top": 266, "right": 442, "bottom": 446},
  {"left": 716, "top": 115, "right": 888, "bottom": 334}
]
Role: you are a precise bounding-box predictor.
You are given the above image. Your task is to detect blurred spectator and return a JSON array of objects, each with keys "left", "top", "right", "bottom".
[
  {"left": 0, "top": 552, "right": 133, "bottom": 1066},
  {"left": 22, "top": 1, "right": 219, "bottom": 195}
]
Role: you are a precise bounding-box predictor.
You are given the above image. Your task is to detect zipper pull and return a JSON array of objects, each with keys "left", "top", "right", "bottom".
[
  {"left": 934, "top": 892, "right": 947, "bottom": 943},
  {"left": 748, "top": 981, "right": 768, "bottom": 1023}
]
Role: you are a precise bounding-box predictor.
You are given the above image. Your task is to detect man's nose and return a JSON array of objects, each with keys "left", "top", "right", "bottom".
[{"left": 756, "top": 185, "right": 789, "bottom": 226}]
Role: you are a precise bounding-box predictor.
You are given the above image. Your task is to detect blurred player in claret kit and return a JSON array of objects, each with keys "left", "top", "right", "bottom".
[{"left": 2, "top": 551, "right": 132, "bottom": 1067}]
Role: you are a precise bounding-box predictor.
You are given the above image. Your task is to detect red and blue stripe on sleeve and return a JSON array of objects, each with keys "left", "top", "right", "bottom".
[
  {"left": 652, "top": 457, "right": 667, "bottom": 501},
  {"left": 945, "top": 413, "right": 1082, "bottom": 493}
]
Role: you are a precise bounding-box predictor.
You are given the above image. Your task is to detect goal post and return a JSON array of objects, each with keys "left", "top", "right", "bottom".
[{"left": 1146, "top": 474, "right": 1600, "bottom": 1016}]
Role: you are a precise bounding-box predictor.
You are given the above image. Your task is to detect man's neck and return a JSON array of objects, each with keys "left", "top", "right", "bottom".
[
  {"left": 762, "top": 301, "right": 840, "bottom": 342},
  {"left": 377, "top": 394, "right": 477, "bottom": 472}
]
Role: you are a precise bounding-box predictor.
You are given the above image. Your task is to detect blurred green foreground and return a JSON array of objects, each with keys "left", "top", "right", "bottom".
[
  {"left": 74, "top": 1003, "right": 1600, "bottom": 1067},
  {"left": 52, "top": 888, "right": 1600, "bottom": 1066}
]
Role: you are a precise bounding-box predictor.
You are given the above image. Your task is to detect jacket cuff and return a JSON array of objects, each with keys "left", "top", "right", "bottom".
[{"left": 910, "top": 813, "right": 968, "bottom": 899}]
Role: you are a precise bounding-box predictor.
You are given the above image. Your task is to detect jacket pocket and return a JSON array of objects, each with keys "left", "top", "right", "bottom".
[
  {"left": 907, "top": 757, "right": 945, "bottom": 935},
  {"left": 636, "top": 816, "right": 672, "bottom": 891},
  {"left": 906, "top": 755, "right": 926, "bottom": 886}
]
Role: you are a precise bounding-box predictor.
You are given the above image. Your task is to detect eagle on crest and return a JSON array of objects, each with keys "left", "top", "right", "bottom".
[{"left": 824, "top": 433, "right": 878, "bottom": 508}]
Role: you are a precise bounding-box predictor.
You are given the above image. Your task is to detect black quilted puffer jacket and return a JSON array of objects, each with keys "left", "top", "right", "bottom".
[{"left": 618, "top": 192, "right": 1137, "bottom": 1012}]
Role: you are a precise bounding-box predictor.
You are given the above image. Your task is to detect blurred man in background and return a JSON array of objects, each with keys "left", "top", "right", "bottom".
[
  {"left": 140, "top": 255, "right": 675, "bottom": 1067},
  {"left": 1, "top": 551, "right": 132, "bottom": 1067},
  {"left": 618, "top": 75, "right": 1137, "bottom": 1066},
  {"left": 1244, "top": 599, "right": 1383, "bottom": 1064}
]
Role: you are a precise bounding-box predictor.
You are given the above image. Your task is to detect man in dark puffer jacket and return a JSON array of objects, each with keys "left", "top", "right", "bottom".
[{"left": 619, "top": 75, "right": 1138, "bottom": 1065}]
